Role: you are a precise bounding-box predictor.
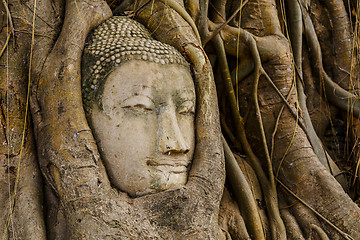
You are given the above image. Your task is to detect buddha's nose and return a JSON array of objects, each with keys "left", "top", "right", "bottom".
[{"left": 158, "top": 105, "right": 190, "bottom": 154}]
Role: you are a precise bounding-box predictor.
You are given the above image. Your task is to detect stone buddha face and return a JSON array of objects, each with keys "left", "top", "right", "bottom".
[
  {"left": 82, "top": 16, "right": 195, "bottom": 197},
  {"left": 89, "top": 60, "right": 195, "bottom": 196}
]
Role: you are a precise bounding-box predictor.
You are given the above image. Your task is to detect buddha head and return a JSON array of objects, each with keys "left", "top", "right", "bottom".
[{"left": 82, "top": 16, "right": 195, "bottom": 197}]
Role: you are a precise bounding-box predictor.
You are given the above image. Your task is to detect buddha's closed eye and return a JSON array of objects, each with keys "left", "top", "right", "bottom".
[
  {"left": 121, "top": 95, "right": 155, "bottom": 111},
  {"left": 178, "top": 100, "right": 195, "bottom": 115}
]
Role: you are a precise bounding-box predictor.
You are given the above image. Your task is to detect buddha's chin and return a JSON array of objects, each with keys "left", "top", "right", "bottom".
[
  {"left": 163, "top": 171, "right": 188, "bottom": 189},
  {"left": 134, "top": 170, "right": 188, "bottom": 197}
]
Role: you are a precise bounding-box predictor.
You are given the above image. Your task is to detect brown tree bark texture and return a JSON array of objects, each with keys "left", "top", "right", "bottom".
[{"left": 0, "top": 0, "right": 360, "bottom": 239}]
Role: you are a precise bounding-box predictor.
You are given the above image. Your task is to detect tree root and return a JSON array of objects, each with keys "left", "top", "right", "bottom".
[
  {"left": 203, "top": 0, "right": 248, "bottom": 46},
  {"left": 1, "top": 0, "right": 15, "bottom": 46},
  {"left": 230, "top": 57, "right": 254, "bottom": 86},
  {"left": 308, "top": 224, "right": 330, "bottom": 240},
  {"left": 0, "top": 33, "right": 10, "bottom": 58},
  {"left": 322, "top": 0, "right": 352, "bottom": 88},
  {"left": 278, "top": 179, "right": 355, "bottom": 240},
  {"left": 301, "top": 3, "right": 360, "bottom": 119},
  {"left": 223, "top": 136, "right": 265, "bottom": 240},
  {"left": 279, "top": 197, "right": 305, "bottom": 240},
  {"left": 157, "top": 0, "right": 201, "bottom": 43},
  {"left": 1, "top": 0, "right": 37, "bottom": 237},
  {"left": 212, "top": 31, "right": 286, "bottom": 240},
  {"left": 287, "top": 0, "right": 348, "bottom": 190}
]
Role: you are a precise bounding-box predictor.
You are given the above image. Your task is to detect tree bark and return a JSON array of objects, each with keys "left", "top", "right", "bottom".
[{"left": 1, "top": 0, "right": 360, "bottom": 239}]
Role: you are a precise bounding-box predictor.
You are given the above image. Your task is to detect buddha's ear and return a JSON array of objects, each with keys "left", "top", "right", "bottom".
[{"left": 134, "top": 1, "right": 225, "bottom": 201}]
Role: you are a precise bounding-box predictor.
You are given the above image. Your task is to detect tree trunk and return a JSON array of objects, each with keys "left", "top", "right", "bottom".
[{"left": 1, "top": 0, "right": 360, "bottom": 239}]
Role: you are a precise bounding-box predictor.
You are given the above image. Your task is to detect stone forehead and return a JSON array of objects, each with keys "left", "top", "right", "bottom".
[{"left": 82, "top": 16, "right": 190, "bottom": 113}]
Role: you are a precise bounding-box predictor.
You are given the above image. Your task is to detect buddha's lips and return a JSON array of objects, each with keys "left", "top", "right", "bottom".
[{"left": 146, "top": 159, "right": 190, "bottom": 172}]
